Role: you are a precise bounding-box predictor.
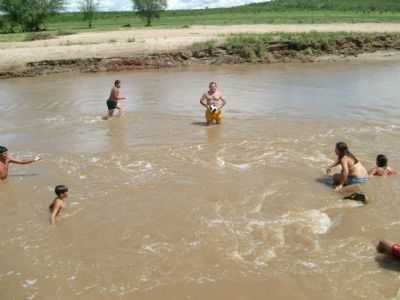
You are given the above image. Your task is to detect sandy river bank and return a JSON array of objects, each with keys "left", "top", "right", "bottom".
[{"left": 1, "top": 23, "right": 400, "bottom": 78}]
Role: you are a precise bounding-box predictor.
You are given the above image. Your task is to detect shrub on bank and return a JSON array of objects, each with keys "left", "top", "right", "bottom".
[{"left": 191, "top": 32, "right": 400, "bottom": 62}]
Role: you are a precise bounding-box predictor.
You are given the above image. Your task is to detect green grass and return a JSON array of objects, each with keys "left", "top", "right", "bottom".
[
  {"left": 1, "top": 0, "right": 400, "bottom": 43},
  {"left": 191, "top": 31, "right": 400, "bottom": 62},
  {"left": 257, "top": 0, "right": 400, "bottom": 11}
]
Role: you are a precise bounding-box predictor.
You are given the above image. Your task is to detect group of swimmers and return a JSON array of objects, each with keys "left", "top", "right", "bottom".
[
  {"left": 0, "top": 79, "right": 399, "bottom": 260},
  {"left": 104, "top": 80, "right": 227, "bottom": 125}
]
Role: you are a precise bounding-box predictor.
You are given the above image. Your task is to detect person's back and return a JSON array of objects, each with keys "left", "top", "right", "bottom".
[
  {"left": 345, "top": 156, "right": 368, "bottom": 178},
  {"left": 369, "top": 154, "right": 396, "bottom": 176}
]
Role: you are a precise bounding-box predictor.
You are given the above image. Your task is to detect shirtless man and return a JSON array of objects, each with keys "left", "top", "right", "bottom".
[
  {"left": 105, "top": 80, "right": 126, "bottom": 119},
  {"left": 0, "top": 145, "right": 41, "bottom": 181},
  {"left": 200, "top": 82, "right": 226, "bottom": 126}
]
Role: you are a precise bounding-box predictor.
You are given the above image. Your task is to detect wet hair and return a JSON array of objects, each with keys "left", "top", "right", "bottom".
[
  {"left": 335, "top": 142, "right": 358, "bottom": 163},
  {"left": 209, "top": 81, "right": 217, "bottom": 88},
  {"left": 55, "top": 185, "right": 68, "bottom": 197},
  {"left": 376, "top": 154, "right": 388, "bottom": 168},
  {"left": 0, "top": 146, "right": 8, "bottom": 154},
  {"left": 114, "top": 80, "right": 121, "bottom": 86}
]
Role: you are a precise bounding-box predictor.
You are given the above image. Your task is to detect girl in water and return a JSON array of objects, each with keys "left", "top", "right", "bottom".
[{"left": 326, "top": 142, "right": 368, "bottom": 193}]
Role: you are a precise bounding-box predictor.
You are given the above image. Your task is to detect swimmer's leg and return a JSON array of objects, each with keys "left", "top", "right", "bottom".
[
  {"left": 116, "top": 107, "right": 123, "bottom": 117},
  {"left": 332, "top": 173, "right": 342, "bottom": 186},
  {"left": 103, "top": 109, "right": 114, "bottom": 120},
  {"left": 205, "top": 111, "right": 212, "bottom": 126},
  {"left": 340, "top": 184, "right": 362, "bottom": 194},
  {"left": 215, "top": 112, "right": 222, "bottom": 125}
]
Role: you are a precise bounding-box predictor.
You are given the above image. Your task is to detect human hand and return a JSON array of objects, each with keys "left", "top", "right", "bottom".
[{"left": 334, "top": 185, "right": 343, "bottom": 192}]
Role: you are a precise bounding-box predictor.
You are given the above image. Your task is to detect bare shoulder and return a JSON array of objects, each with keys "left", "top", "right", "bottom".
[{"left": 53, "top": 199, "right": 64, "bottom": 209}]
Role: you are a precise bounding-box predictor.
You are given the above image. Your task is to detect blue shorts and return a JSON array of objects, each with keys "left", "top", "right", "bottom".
[{"left": 347, "top": 176, "right": 368, "bottom": 185}]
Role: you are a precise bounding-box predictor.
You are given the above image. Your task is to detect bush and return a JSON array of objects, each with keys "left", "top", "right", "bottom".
[
  {"left": 0, "top": 0, "right": 64, "bottom": 32},
  {"left": 24, "top": 32, "right": 56, "bottom": 41}
]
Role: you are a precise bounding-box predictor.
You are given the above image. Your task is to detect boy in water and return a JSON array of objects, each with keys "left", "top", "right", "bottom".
[
  {"left": 49, "top": 185, "right": 68, "bottom": 225},
  {"left": 369, "top": 154, "right": 396, "bottom": 176},
  {"left": 200, "top": 81, "right": 226, "bottom": 126},
  {"left": 377, "top": 240, "right": 400, "bottom": 259},
  {"left": 0, "top": 145, "right": 41, "bottom": 181},
  {"left": 104, "top": 80, "right": 126, "bottom": 119}
]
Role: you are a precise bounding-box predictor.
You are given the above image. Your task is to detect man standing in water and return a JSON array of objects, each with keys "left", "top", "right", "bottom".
[
  {"left": 200, "top": 81, "right": 226, "bottom": 126},
  {"left": 104, "top": 80, "right": 126, "bottom": 120},
  {"left": 0, "top": 146, "right": 41, "bottom": 181}
]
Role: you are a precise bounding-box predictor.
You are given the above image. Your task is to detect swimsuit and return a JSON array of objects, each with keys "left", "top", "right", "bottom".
[
  {"left": 205, "top": 108, "right": 222, "bottom": 122},
  {"left": 107, "top": 99, "right": 117, "bottom": 110},
  {"left": 392, "top": 244, "right": 400, "bottom": 258},
  {"left": 347, "top": 176, "right": 368, "bottom": 185}
]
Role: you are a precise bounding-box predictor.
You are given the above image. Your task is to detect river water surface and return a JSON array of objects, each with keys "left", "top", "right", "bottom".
[{"left": 1, "top": 62, "right": 400, "bottom": 300}]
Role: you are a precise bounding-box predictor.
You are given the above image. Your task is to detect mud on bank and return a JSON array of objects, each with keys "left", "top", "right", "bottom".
[{"left": 1, "top": 32, "right": 400, "bottom": 79}]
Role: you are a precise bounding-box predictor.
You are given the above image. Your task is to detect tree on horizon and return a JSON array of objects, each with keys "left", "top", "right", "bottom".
[
  {"left": 80, "top": 0, "right": 99, "bottom": 28},
  {"left": 131, "top": 0, "right": 167, "bottom": 27},
  {"left": 0, "top": 0, "right": 64, "bottom": 32}
]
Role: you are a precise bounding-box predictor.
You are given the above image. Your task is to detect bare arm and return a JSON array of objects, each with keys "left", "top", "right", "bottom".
[
  {"left": 335, "top": 158, "right": 349, "bottom": 191},
  {"left": 326, "top": 159, "right": 340, "bottom": 174},
  {"left": 50, "top": 201, "right": 62, "bottom": 225},
  {"left": 368, "top": 167, "right": 378, "bottom": 176},
  {"left": 220, "top": 96, "right": 226, "bottom": 109},
  {"left": 389, "top": 167, "right": 397, "bottom": 175},
  {"left": 113, "top": 89, "right": 125, "bottom": 101},
  {"left": 200, "top": 94, "right": 208, "bottom": 108},
  {"left": 9, "top": 156, "right": 40, "bottom": 165}
]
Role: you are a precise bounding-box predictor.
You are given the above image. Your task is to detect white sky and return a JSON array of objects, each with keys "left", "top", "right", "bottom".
[{"left": 66, "top": 0, "right": 268, "bottom": 11}]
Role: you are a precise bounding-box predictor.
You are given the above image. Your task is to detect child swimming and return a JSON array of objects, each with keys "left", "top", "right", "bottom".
[
  {"left": 369, "top": 154, "right": 396, "bottom": 176},
  {"left": 49, "top": 185, "right": 69, "bottom": 225}
]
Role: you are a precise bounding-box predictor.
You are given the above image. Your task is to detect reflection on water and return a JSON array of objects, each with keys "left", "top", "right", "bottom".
[{"left": 1, "top": 62, "right": 400, "bottom": 300}]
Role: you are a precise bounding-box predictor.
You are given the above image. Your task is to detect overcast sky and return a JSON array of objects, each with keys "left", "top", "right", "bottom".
[{"left": 66, "top": 0, "right": 268, "bottom": 11}]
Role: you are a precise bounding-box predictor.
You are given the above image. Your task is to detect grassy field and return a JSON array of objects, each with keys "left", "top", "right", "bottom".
[{"left": 1, "top": 0, "right": 400, "bottom": 43}]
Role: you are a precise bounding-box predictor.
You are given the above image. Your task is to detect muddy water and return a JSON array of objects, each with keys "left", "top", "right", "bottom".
[{"left": 1, "top": 62, "right": 400, "bottom": 300}]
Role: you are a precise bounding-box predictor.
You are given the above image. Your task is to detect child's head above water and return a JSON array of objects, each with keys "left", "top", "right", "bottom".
[
  {"left": 0, "top": 145, "right": 8, "bottom": 157},
  {"left": 377, "top": 154, "right": 388, "bottom": 168},
  {"left": 55, "top": 185, "right": 68, "bottom": 199}
]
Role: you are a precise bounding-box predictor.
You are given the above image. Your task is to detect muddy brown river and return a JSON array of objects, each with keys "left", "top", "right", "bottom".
[{"left": 1, "top": 62, "right": 400, "bottom": 300}]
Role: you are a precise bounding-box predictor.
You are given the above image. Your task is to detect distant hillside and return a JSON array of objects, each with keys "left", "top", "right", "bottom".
[{"left": 246, "top": 0, "right": 400, "bottom": 11}]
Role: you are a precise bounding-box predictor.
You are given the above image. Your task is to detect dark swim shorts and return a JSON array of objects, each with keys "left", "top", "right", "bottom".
[{"left": 107, "top": 99, "right": 117, "bottom": 110}]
